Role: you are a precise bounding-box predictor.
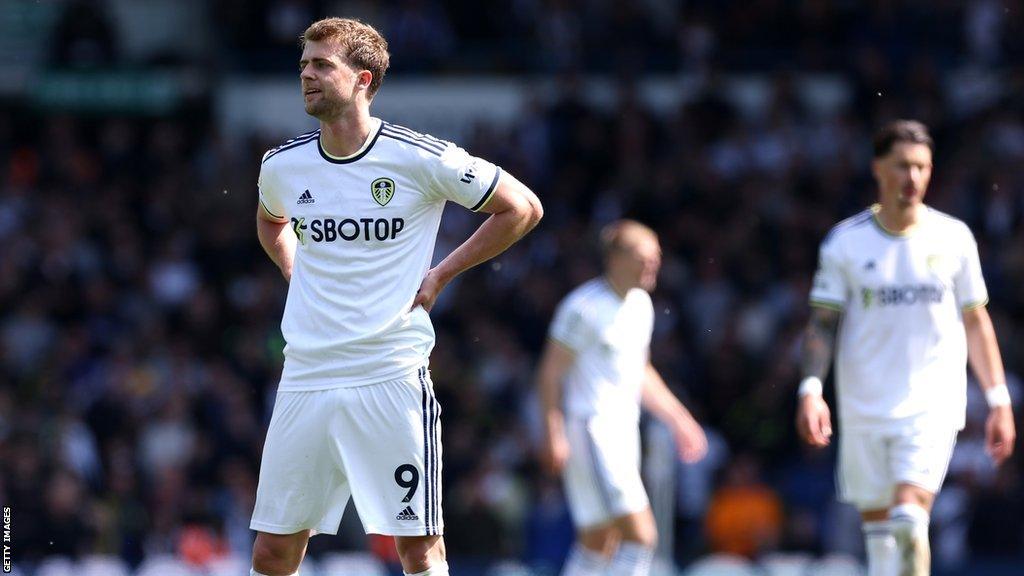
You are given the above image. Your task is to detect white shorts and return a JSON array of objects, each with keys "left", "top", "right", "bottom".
[
  {"left": 837, "top": 425, "right": 958, "bottom": 510},
  {"left": 562, "top": 414, "right": 649, "bottom": 529},
  {"left": 250, "top": 366, "right": 443, "bottom": 537}
]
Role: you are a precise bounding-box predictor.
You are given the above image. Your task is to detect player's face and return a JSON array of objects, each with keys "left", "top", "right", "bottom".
[
  {"left": 299, "top": 40, "right": 367, "bottom": 120},
  {"left": 614, "top": 237, "right": 662, "bottom": 292},
  {"left": 872, "top": 142, "right": 933, "bottom": 209}
]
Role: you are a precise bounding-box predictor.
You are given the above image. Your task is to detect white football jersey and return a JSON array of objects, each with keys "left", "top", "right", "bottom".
[
  {"left": 258, "top": 118, "right": 502, "bottom": 390},
  {"left": 809, "top": 205, "right": 988, "bottom": 431},
  {"left": 549, "top": 278, "right": 655, "bottom": 420}
]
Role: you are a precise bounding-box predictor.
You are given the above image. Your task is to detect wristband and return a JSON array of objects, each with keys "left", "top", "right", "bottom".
[
  {"left": 985, "top": 385, "right": 1012, "bottom": 408},
  {"left": 798, "top": 376, "right": 823, "bottom": 397}
]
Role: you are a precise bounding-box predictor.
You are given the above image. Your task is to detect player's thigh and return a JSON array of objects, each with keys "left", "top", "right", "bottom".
[
  {"left": 888, "top": 427, "right": 958, "bottom": 510},
  {"left": 837, "top": 428, "right": 892, "bottom": 511},
  {"left": 562, "top": 416, "right": 649, "bottom": 529},
  {"left": 333, "top": 367, "right": 443, "bottom": 537},
  {"left": 251, "top": 390, "right": 350, "bottom": 534}
]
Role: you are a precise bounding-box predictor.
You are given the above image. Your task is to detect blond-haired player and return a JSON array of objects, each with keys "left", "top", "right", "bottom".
[
  {"left": 252, "top": 17, "right": 542, "bottom": 576},
  {"left": 537, "top": 220, "right": 707, "bottom": 576},
  {"left": 797, "top": 120, "right": 1015, "bottom": 576}
]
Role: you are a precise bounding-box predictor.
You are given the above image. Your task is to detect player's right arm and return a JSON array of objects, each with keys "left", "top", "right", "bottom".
[
  {"left": 536, "top": 338, "right": 576, "bottom": 475},
  {"left": 255, "top": 162, "right": 296, "bottom": 282},
  {"left": 796, "top": 306, "right": 841, "bottom": 447},
  {"left": 797, "top": 235, "right": 847, "bottom": 447},
  {"left": 257, "top": 204, "right": 296, "bottom": 282},
  {"left": 537, "top": 296, "right": 594, "bottom": 475}
]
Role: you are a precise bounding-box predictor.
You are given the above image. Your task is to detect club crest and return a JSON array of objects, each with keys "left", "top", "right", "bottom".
[{"left": 371, "top": 177, "right": 395, "bottom": 206}]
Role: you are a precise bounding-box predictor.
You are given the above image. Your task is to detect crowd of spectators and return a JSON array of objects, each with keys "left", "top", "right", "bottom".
[
  {"left": 3, "top": 1, "right": 1024, "bottom": 574},
  {"left": 214, "top": 0, "right": 1024, "bottom": 74}
]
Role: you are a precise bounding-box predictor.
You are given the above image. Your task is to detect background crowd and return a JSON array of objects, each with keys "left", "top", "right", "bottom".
[{"left": 2, "top": 1, "right": 1024, "bottom": 574}]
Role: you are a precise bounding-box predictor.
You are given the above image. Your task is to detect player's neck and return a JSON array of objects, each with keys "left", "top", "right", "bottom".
[
  {"left": 603, "top": 274, "right": 633, "bottom": 299},
  {"left": 319, "top": 108, "right": 374, "bottom": 158},
  {"left": 874, "top": 202, "right": 924, "bottom": 235}
]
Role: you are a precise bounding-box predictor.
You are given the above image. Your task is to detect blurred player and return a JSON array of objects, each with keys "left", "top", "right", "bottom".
[
  {"left": 537, "top": 220, "right": 707, "bottom": 576},
  {"left": 251, "top": 17, "right": 542, "bottom": 576},
  {"left": 796, "top": 120, "right": 1016, "bottom": 576}
]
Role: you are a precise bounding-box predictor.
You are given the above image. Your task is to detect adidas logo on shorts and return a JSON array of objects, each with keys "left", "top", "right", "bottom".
[{"left": 396, "top": 506, "right": 419, "bottom": 521}]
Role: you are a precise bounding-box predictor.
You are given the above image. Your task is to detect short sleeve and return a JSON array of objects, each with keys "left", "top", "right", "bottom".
[
  {"left": 257, "top": 161, "right": 287, "bottom": 222},
  {"left": 955, "top": 229, "right": 989, "bottom": 310},
  {"left": 548, "top": 297, "right": 594, "bottom": 353},
  {"left": 809, "top": 238, "right": 848, "bottom": 310},
  {"left": 425, "top": 144, "right": 502, "bottom": 211}
]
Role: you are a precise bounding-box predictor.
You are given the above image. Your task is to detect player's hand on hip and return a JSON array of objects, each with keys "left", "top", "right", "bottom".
[
  {"left": 411, "top": 268, "right": 447, "bottom": 312},
  {"left": 540, "top": 431, "right": 569, "bottom": 476},
  {"left": 796, "top": 394, "right": 832, "bottom": 448},
  {"left": 985, "top": 405, "right": 1016, "bottom": 465},
  {"left": 674, "top": 416, "right": 708, "bottom": 463}
]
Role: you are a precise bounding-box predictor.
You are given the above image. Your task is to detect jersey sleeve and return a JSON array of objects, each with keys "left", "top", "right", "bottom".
[
  {"left": 548, "top": 297, "right": 594, "bottom": 353},
  {"left": 955, "top": 228, "right": 989, "bottom": 310},
  {"left": 424, "top": 143, "right": 502, "bottom": 211},
  {"left": 257, "top": 160, "right": 288, "bottom": 222},
  {"left": 809, "top": 237, "right": 848, "bottom": 310},
  {"left": 642, "top": 292, "right": 655, "bottom": 361}
]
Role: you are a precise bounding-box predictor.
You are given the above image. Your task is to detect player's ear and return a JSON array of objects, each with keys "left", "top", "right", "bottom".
[
  {"left": 870, "top": 157, "right": 884, "bottom": 182},
  {"left": 357, "top": 70, "right": 373, "bottom": 92}
]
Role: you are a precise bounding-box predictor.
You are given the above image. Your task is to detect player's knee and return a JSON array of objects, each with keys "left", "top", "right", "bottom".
[
  {"left": 639, "top": 528, "right": 658, "bottom": 549},
  {"left": 578, "top": 526, "right": 617, "bottom": 553},
  {"left": 616, "top": 510, "right": 658, "bottom": 549},
  {"left": 625, "top": 522, "right": 658, "bottom": 549},
  {"left": 860, "top": 508, "right": 890, "bottom": 523},
  {"left": 395, "top": 535, "right": 444, "bottom": 572},
  {"left": 894, "top": 484, "right": 934, "bottom": 512},
  {"left": 252, "top": 532, "right": 306, "bottom": 575}
]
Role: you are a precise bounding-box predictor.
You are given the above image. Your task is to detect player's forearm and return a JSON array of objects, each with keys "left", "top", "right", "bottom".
[
  {"left": 257, "top": 215, "right": 296, "bottom": 280},
  {"left": 539, "top": 373, "right": 566, "bottom": 440},
  {"left": 800, "top": 307, "right": 841, "bottom": 384},
  {"left": 433, "top": 198, "right": 542, "bottom": 286},
  {"left": 641, "top": 365, "right": 694, "bottom": 427},
  {"left": 965, "top": 307, "right": 1008, "bottom": 393},
  {"left": 537, "top": 342, "right": 571, "bottom": 436}
]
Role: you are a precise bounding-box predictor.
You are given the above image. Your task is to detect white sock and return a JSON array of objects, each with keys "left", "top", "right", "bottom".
[
  {"left": 889, "top": 504, "right": 930, "bottom": 576},
  {"left": 251, "top": 570, "right": 297, "bottom": 576},
  {"left": 561, "top": 543, "right": 608, "bottom": 576},
  {"left": 405, "top": 560, "right": 450, "bottom": 576},
  {"left": 608, "top": 541, "right": 654, "bottom": 576},
  {"left": 862, "top": 520, "right": 898, "bottom": 576}
]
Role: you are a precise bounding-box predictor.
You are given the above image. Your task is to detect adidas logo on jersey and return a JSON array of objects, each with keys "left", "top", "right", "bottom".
[
  {"left": 297, "top": 190, "right": 315, "bottom": 204},
  {"left": 396, "top": 506, "right": 419, "bottom": 521}
]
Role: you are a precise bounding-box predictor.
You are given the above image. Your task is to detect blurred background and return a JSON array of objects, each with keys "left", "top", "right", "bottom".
[{"left": 2, "top": 1, "right": 1024, "bottom": 575}]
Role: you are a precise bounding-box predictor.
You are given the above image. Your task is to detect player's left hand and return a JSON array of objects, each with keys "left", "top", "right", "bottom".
[
  {"left": 674, "top": 415, "right": 708, "bottom": 463},
  {"left": 985, "top": 405, "right": 1016, "bottom": 465},
  {"left": 412, "top": 268, "right": 448, "bottom": 312}
]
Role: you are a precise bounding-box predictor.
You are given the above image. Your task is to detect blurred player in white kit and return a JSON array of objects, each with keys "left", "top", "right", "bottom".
[
  {"left": 796, "top": 120, "right": 1016, "bottom": 576},
  {"left": 537, "top": 220, "right": 707, "bottom": 576}
]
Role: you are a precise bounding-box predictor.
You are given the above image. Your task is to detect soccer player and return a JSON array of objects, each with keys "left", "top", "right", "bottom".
[
  {"left": 796, "top": 120, "right": 1016, "bottom": 576},
  {"left": 251, "top": 18, "right": 542, "bottom": 576},
  {"left": 537, "top": 220, "right": 707, "bottom": 576}
]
